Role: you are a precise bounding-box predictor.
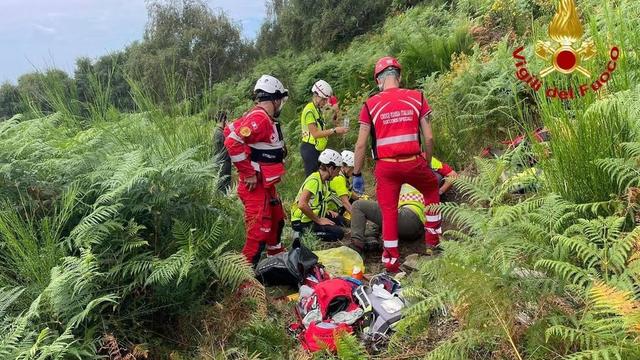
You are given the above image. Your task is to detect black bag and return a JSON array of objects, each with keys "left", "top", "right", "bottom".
[{"left": 254, "top": 239, "right": 319, "bottom": 288}]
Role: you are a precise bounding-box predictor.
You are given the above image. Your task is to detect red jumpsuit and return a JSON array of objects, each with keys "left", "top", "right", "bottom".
[
  {"left": 224, "top": 106, "right": 286, "bottom": 265},
  {"left": 359, "top": 88, "right": 442, "bottom": 272}
]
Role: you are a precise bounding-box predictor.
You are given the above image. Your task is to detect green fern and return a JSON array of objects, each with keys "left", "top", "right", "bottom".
[
  {"left": 208, "top": 252, "right": 254, "bottom": 290},
  {"left": 424, "top": 329, "right": 486, "bottom": 360},
  {"left": 537, "top": 216, "right": 638, "bottom": 287},
  {"left": 562, "top": 347, "right": 627, "bottom": 360},
  {"left": 335, "top": 331, "right": 368, "bottom": 360}
]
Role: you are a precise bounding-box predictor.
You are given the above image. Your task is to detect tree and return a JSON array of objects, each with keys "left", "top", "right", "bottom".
[
  {"left": 95, "top": 52, "right": 134, "bottom": 111},
  {"left": 17, "top": 70, "right": 77, "bottom": 115},
  {"left": 255, "top": 0, "right": 394, "bottom": 56},
  {"left": 125, "top": 0, "right": 255, "bottom": 105},
  {"left": 0, "top": 82, "right": 22, "bottom": 120},
  {"left": 75, "top": 52, "right": 134, "bottom": 113},
  {"left": 74, "top": 57, "right": 93, "bottom": 105}
]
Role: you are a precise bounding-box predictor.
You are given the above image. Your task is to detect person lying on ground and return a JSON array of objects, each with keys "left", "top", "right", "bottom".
[
  {"left": 350, "top": 184, "right": 427, "bottom": 254},
  {"left": 430, "top": 156, "right": 458, "bottom": 199},
  {"left": 350, "top": 157, "right": 456, "bottom": 253},
  {"left": 291, "top": 149, "right": 346, "bottom": 242}
]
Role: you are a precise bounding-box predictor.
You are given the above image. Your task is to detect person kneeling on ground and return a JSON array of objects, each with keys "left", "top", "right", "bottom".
[
  {"left": 292, "top": 149, "right": 346, "bottom": 242},
  {"left": 327, "top": 150, "right": 360, "bottom": 219}
]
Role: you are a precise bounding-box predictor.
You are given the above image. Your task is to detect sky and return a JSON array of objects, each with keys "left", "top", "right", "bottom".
[{"left": 0, "top": 0, "right": 266, "bottom": 83}]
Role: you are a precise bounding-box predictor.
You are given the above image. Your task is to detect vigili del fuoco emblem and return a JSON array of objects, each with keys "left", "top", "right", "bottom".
[{"left": 512, "top": 0, "right": 620, "bottom": 100}]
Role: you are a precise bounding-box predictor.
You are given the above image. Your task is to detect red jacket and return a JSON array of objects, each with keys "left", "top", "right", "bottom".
[
  {"left": 359, "top": 88, "right": 431, "bottom": 159},
  {"left": 224, "top": 106, "right": 286, "bottom": 184},
  {"left": 223, "top": 120, "right": 236, "bottom": 138}
]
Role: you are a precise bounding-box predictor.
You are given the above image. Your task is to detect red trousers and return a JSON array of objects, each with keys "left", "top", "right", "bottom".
[
  {"left": 375, "top": 157, "right": 441, "bottom": 270},
  {"left": 237, "top": 180, "right": 285, "bottom": 265}
]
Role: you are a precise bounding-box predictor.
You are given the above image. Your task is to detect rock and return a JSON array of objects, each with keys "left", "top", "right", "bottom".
[
  {"left": 402, "top": 253, "right": 421, "bottom": 270},
  {"left": 512, "top": 267, "right": 546, "bottom": 279}
]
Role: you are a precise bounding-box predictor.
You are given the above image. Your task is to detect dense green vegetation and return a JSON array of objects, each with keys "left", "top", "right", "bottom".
[{"left": 1, "top": 0, "right": 640, "bottom": 359}]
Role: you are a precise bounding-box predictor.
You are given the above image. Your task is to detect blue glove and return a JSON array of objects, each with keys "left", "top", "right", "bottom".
[{"left": 353, "top": 174, "right": 365, "bottom": 195}]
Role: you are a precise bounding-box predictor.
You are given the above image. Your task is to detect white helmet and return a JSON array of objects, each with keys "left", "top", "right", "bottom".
[
  {"left": 311, "top": 80, "right": 333, "bottom": 99},
  {"left": 341, "top": 150, "right": 355, "bottom": 167},
  {"left": 254, "top": 75, "right": 288, "bottom": 100},
  {"left": 318, "top": 149, "right": 343, "bottom": 167}
]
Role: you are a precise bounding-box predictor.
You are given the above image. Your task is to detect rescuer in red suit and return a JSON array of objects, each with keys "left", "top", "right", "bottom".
[
  {"left": 352, "top": 57, "right": 442, "bottom": 272},
  {"left": 224, "top": 75, "right": 289, "bottom": 266}
]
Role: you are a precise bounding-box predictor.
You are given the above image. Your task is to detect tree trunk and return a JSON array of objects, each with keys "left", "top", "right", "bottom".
[{"left": 208, "top": 57, "right": 213, "bottom": 90}]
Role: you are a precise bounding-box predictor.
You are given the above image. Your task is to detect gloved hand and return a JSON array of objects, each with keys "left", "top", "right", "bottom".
[
  {"left": 381, "top": 247, "right": 400, "bottom": 273},
  {"left": 353, "top": 174, "right": 365, "bottom": 195}
]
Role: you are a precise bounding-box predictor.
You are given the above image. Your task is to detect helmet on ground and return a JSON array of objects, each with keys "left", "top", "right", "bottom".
[
  {"left": 311, "top": 80, "right": 333, "bottom": 99},
  {"left": 374, "top": 56, "right": 402, "bottom": 80},
  {"left": 341, "top": 150, "right": 355, "bottom": 167},
  {"left": 318, "top": 149, "right": 343, "bottom": 167},
  {"left": 254, "top": 75, "right": 289, "bottom": 101}
]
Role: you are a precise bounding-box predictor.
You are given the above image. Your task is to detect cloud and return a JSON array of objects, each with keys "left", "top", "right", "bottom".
[
  {"left": 0, "top": 0, "right": 267, "bottom": 82},
  {"left": 32, "top": 23, "right": 57, "bottom": 34},
  {"left": 46, "top": 12, "right": 69, "bottom": 18}
]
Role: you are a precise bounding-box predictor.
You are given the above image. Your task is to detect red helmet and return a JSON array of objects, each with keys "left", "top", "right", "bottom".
[{"left": 374, "top": 56, "right": 402, "bottom": 80}]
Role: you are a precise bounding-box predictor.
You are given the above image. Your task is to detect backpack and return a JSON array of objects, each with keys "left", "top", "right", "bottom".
[
  {"left": 352, "top": 274, "right": 406, "bottom": 351},
  {"left": 254, "top": 239, "right": 327, "bottom": 288},
  {"left": 300, "top": 322, "right": 352, "bottom": 352},
  {"left": 292, "top": 278, "right": 364, "bottom": 353}
]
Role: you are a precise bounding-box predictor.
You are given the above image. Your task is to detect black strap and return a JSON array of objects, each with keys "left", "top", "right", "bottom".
[
  {"left": 418, "top": 92, "right": 425, "bottom": 147},
  {"left": 250, "top": 148, "right": 284, "bottom": 163},
  {"left": 313, "top": 103, "right": 326, "bottom": 130},
  {"left": 363, "top": 101, "right": 378, "bottom": 160}
]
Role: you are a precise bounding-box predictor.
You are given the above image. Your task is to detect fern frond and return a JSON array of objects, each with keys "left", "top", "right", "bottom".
[
  {"left": 552, "top": 234, "right": 600, "bottom": 269},
  {"left": 589, "top": 281, "right": 640, "bottom": 334},
  {"left": 574, "top": 200, "right": 621, "bottom": 217},
  {"left": 620, "top": 142, "right": 640, "bottom": 158},
  {"left": 67, "top": 295, "right": 118, "bottom": 328},
  {"left": 545, "top": 324, "right": 602, "bottom": 350},
  {"left": 429, "top": 203, "right": 488, "bottom": 236},
  {"left": 93, "top": 150, "right": 158, "bottom": 206},
  {"left": 610, "top": 226, "right": 640, "bottom": 273},
  {"left": 424, "top": 329, "right": 485, "bottom": 360},
  {"left": 490, "top": 196, "right": 546, "bottom": 226},
  {"left": 595, "top": 157, "right": 640, "bottom": 192},
  {"left": 442, "top": 230, "right": 474, "bottom": 243},
  {"left": 452, "top": 175, "right": 492, "bottom": 205},
  {"left": 208, "top": 252, "right": 253, "bottom": 290},
  {"left": 0, "top": 287, "right": 25, "bottom": 320},
  {"left": 562, "top": 346, "right": 625, "bottom": 360},
  {"left": 69, "top": 204, "right": 123, "bottom": 247},
  {"left": 335, "top": 331, "right": 368, "bottom": 360},
  {"left": 31, "top": 327, "right": 78, "bottom": 360},
  {"left": 535, "top": 259, "right": 592, "bottom": 287},
  {"left": 146, "top": 249, "right": 188, "bottom": 287}
]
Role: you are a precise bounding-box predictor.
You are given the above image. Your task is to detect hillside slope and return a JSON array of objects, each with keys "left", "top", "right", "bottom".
[{"left": 0, "top": 0, "right": 639, "bottom": 359}]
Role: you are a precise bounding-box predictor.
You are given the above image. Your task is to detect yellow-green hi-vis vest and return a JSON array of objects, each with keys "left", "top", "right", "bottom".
[
  {"left": 398, "top": 184, "right": 426, "bottom": 223},
  {"left": 300, "top": 102, "right": 328, "bottom": 151}
]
